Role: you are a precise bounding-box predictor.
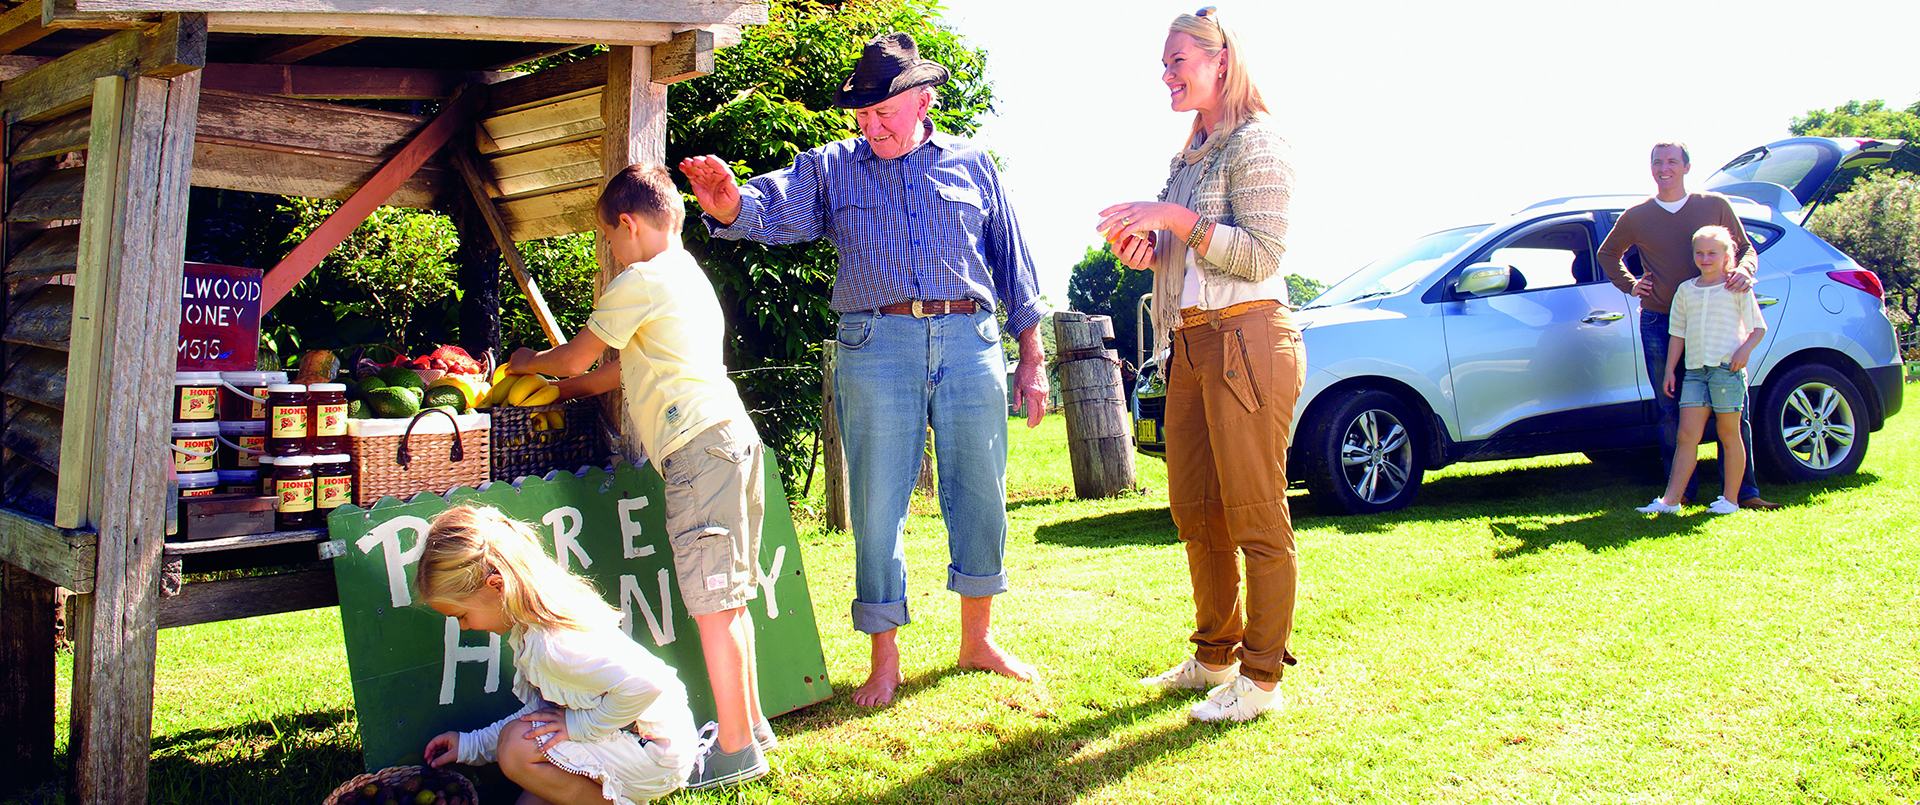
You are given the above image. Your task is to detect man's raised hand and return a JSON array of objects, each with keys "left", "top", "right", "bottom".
[{"left": 677, "top": 155, "right": 743, "bottom": 226}]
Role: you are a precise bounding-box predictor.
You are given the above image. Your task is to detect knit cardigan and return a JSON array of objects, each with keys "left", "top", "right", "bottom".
[{"left": 1149, "top": 116, "right": 1295, "bottom": 355}]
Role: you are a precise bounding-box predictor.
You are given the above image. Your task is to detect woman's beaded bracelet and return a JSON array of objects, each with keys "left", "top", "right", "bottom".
[{"left": 1185, "top": 216, "right": 1211, "bottom": 251}]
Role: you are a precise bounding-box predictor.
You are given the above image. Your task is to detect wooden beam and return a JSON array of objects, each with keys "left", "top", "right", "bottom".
[
  {"left": 260, "top": 83, "right": 483, "bottom": 311},
  {"left": 595, "top": 46, "right": 664, "bottom": 456},
  {"left": 650, "top": 28, "right": 713, "bottom": 85},
  {"left": 3, "top": 283, "right": 72, "bottom": 351},
  {"left": 156, "top": 567, "right": 337, "bottom": 629},
  {"left": 82, "top": 1, "right": 767, "bottom": 26},
  {"left": 54, "top": 78, "right": 120, "bottom": 529},
  {"left": 205, "top": 13, "right": 745, "bottom": 48},
  {"left": 1, "top": 12, "right": 205, "bottom": 124},
  {"left": 484, "top": 51, "right": 604, "bottom": 115},
  {"left": 41, "top": 0, "right": 154, "bottom": 30},
  {"left": 248, "top": 33, "right": 357, "bottom": 64},
  {"left": 0, "top": 2, "right": 56, "bottom": 57},
  {"left": 68, "top": 68, "right": 201, "bottom": 805},
  {"left": 2, "top": 348, "right": 67, "bottom": 409},
  {"left": 192, "top": 139, "right": 444, "bottom": 208},
  {"left": 191, "top": 89, "right": 453, "bottom": 206},
  {"left": 0, "top": 560, "right": 59, "bottom": 791},
  {"left": 11, "top": 108, "right": 91, "bottom": 162},
  {"left": 202, "top": 62, "right": 511, "bottom": 99},
  {"left": 0, "top": 507, "right": 94, "bottom": 593},
  {"left": 477, "top": 92, "right": 601, "bottom": 155},
  {"left": 0, "top": 56, "right": 50, "bottom": 82},
  {"left": 450, "top": 146, "right": 563, "bottom": 346}
]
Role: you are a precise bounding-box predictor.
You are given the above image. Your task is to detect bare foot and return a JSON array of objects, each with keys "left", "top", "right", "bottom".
[
  {"left": 851, "top": 630, "right": 903, "bottom": 707},
  {"left": 956, "top": 637, "right": 1036, "bottom": 682}
]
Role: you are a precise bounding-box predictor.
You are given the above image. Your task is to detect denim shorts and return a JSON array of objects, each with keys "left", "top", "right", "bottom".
[{"left": 1678, "top": 364, "right": 1747, "bottom": 413}]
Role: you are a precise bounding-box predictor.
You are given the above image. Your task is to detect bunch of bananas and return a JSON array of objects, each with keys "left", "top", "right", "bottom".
[{"left": 477, "top": 367, "right": 565, "bottom": 430}]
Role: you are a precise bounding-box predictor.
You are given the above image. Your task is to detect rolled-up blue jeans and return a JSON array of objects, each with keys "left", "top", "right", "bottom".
[
  {"left": 833, "top": 307, "right": 1010, "bottom": 634},
  {"left": 1639, "top": 309, "right": 1759, "bottom": 501}
]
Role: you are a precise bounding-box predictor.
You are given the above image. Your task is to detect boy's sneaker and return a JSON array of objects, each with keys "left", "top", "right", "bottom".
[
  {"left": 753, "top": 717, "right": 779, "bottom": 754},
  {"left": 1707, "top": 496, "right": 1740, "bottom": 515},
  {"left": 686, "top": 722, "right": 769, "bottom": 791},
  {"left": 1190, "top": 675, "right": 1281, "bottom": 722},
  {"left": 1140, "top": 657, "right": 1237, "bottom": 690},
  {"left": 1635, "top": 497, "right": 1682, "bottom": 514}
]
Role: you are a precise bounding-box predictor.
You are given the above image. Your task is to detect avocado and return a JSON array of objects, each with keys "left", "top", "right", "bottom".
[
  {"left": 377, "top": 366, "right": 426, "bottom": 391},
  {"left": 422, "top": 385, "right": 465, "bottom": 411},
  {"left": 364, "top": 387, "right": 422, "bottom": 419},
  {"left": 347, "top": 400, "right": 370, "bottom": 419},
  {"left": 358, "top": 376, "right": 388, "bottom": 395}
]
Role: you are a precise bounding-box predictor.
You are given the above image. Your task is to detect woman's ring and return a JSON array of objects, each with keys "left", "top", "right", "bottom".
[{"left": 1123, "top": 216, "right": 1133, "bottom": 225}]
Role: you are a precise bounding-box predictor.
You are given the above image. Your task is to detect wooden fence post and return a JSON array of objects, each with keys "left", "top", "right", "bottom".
[
  {"left": 819, "top": 341, "right": 850, "bottom": 532},
  {"left": 915, "top": 429, "right": 935, "bottom": 497},
  {"left": 1053, "top": 311, "right": 1135, "bottom": 499}
]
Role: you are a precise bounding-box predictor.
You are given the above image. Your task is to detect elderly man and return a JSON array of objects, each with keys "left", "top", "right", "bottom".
[
  {"left": 680, "top": 32, "right": 1047, "bottom": 707},
  {"left": 1598, "top": 141, "right": 1780, "bottom": 510}
]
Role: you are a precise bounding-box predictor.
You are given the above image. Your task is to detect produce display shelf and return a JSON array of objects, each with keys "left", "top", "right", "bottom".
[{"left": 162, "top": 528, "right": 328, "bottom": 556}]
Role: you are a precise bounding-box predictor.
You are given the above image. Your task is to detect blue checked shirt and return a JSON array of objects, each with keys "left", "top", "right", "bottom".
[{"left": 703, "top": 123, "right": 1047, "bottom": 338}]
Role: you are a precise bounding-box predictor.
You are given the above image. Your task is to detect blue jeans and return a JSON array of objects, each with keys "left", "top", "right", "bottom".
[
  {"left": 1640, "top": 310, "right": 1760, "bottom": 501},
  {"left": 833, "top": 308, "right": 1010, "bottom": 634}
]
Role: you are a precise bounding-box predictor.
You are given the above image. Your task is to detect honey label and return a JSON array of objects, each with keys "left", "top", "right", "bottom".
[
  {"left": 237, "top": 435, "right": 266, "bottom": 468},
  {"left": 181, "top": 486, "right": 216, "bottom": 498},
  {"left": 248, "top": 386, "right": 270, "bottom": 420},
  {"left": 178, "top": 387, "right": 218, "bottom": 420},
  {"left": 271, "top": 405, "right": 308, "bottom": 439},
  {"left": 317, "top": 475, "right": 352, "bottom": 510},
  {"left": 276, "top": 477, "right": 315, "bottom": 513},
  {"left": 172, "top": 437, "right": 216, "bottom": 472},
  {"left": 315, "top": 403, "right": 348, "bottom": 437}
]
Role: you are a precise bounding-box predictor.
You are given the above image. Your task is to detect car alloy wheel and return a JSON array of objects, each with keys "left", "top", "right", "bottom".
[
  {"left": 1754, "top": 362, "right": 1870, "bottom": 484},
  {"left": 1303, "top": 388, "right": 1426, "bottom": 515},
  {"left": 1341, "top": 408, "right": 1413, "bottom": 504},
  {"left": 1780, "top": 380, "right": 1855, "bottom": 471}
]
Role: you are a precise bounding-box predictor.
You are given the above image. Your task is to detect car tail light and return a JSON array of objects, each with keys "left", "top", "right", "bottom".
[{"left": 1827, "top": 269, "right": 1884, "bottom": 299}]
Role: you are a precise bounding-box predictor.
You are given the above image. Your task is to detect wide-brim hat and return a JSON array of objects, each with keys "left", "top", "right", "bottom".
[{"left": 834, "top": 32, "right": 951, "bottom": 109}]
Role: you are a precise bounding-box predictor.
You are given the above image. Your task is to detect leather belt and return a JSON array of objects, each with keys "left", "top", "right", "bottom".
[
  {"left": 1176, "top": 299, "right": 1281, "bottom": 329},
  {"left": 876, "top": 299, "right": 977, "bottom": 318}
]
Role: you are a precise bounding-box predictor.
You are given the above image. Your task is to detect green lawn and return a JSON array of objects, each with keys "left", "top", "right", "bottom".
[{"left": 11, "top": 407, "right": 1920, "bottom": 804}]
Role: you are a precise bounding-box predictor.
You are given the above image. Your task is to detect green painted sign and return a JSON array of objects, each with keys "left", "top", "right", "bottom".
[{"left": 328, "top": 459, "right": 832, "bottom": 770}]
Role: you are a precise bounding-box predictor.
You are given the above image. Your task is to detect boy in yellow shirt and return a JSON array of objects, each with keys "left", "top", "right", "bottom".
[{"left": 508, "top": 164, "right": 770, "bottom": 789}]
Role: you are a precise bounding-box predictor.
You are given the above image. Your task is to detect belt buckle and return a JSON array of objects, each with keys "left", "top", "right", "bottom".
[{"left": 911, "top": 300, "right": 934, "bottom": 318}]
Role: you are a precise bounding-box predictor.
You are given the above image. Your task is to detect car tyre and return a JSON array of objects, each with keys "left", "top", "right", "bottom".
[
  {"left": 1302, "top": 389, "right": 1425, "bottom": 515},
  {"left": 1754, "top": 363, "right": 1869, "bottom": 484}
]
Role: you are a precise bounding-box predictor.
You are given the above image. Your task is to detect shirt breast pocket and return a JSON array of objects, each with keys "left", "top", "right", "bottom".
[
  {"left": 933, "top": 183, "right": 987, "bottom": 234},
  {"left": 831, "top": 196, "right": 881, "bottom": 243}
]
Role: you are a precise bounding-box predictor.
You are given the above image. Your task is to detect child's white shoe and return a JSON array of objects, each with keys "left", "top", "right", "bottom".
[
  {"left": 1635, "top": 497, "right": 1682, "bottom": 514},
  {"left": 1707, "top": 496, "right": 1740, "bottom": 514}
]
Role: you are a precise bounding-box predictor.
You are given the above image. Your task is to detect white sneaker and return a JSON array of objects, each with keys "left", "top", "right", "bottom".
[
  {"left": 1190, "top": 675, "right": 1281, "bottom": 722},
  {"left": 1139, "top": 657, "right": 1237, "bottom": 690},
  {"left": 1707, "top": 496, "right": 1740, "bottom": 515},
  {"left": 1635, "top": 497, "right": 1682, "bottom": 514}
]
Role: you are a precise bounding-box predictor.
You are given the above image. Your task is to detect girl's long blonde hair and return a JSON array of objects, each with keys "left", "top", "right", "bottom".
[
  {"left": 1169, "top": 9, "right": 1269, "bottom": 141},
  {"left": 413, "top": 505, "right": 620, "bottom": 632}
]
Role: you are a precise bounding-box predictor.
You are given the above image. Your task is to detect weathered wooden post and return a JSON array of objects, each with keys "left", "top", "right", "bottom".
[
  {"left": 915, "top": 429, "right": 936, "bottom": 496},
  {"left": 1053, "top": 311, "right": 1135, "bottom": 498},
  {"left": 820, "top": 341, "right": 850, "bottom": 532}
]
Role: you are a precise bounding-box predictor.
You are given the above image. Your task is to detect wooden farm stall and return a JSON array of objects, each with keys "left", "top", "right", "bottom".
[{"left": 0, "top": 2, "right": 766, "bottom": 800}]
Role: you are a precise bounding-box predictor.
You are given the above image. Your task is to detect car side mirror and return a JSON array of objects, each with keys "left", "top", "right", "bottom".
[{"left": 1455, "top": 263, "right": 1512, "bottom": 297}]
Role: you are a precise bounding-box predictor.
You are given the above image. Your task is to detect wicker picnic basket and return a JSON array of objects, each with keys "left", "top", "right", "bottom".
[
  {"left": 323, "top": 764, "right": 478, "bottom": 805},
  {"left": 346, "top": 409, "right": 491, "bottom": 506}
]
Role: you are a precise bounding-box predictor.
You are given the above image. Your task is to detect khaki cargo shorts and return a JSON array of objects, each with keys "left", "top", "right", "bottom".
[{"left": 659, "top": 419, "right": 764, "bottom": 617}]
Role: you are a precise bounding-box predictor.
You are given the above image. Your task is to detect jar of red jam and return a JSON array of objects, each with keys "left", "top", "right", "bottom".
[
  {"left": 315, "top": 454, "right": 353, "bottom": 513},
  {"left": 169, "top": 421, "right": 219, "bottom": 473},
  {"left": 173, "top": 372, "right": 221, "bottom": 423},
  {"left": 273, "top": 455, "right": 316, "bottom": 530},
  {"left": 307, "top": 383, "right": 349, "bottom": 454},
  {"left": 219, "top": 371, "right": 285, "bottom": 422},
  {"left": 266, "top": 384, "right": 309, "bottom": 456}
]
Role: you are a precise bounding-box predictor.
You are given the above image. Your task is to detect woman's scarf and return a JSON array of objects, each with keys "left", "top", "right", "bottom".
[{"left": 1148, "top": 115, "right": 1245, "bottom": 357}]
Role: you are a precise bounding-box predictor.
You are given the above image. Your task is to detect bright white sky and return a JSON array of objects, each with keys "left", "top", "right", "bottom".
[{"left": 946, "top": 0, "right": 1920, "bottom": 304}]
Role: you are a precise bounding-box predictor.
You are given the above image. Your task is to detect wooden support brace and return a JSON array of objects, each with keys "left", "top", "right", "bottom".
[
  {"left": 41, "top": 0, "right": 155, "bottom": 30},
  {"left": 260, "top": 83, "right": 485, "bottom": 311},
  {"left": 0, "top": 2, "right": 57, "bottom": 57},
  {"left": 248, "top": 33, "right": 359, "bottom": 64},
  {"left": 650, "top": 28, "right": 713, "bottom": 85},
  {"left": 450, "top": 145, "right": 565, "bottom": 346},
  {"left": 201, "top": 62, "right": 511, "bottom": 99}
]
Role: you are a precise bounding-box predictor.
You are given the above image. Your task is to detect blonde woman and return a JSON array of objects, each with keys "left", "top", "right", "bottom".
[
  {"left": 1097, "top": 6, "right": 1305, "bottom": 722},
  {"left": 415, "top": 505, "right": 700, "bottom": 804}
]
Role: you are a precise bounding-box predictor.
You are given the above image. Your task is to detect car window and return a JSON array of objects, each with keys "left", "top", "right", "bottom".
[
  {"left": 1741, "top": 219, "right": 1782, "bottom": 252},
  {"left": 1469, "top": 221, "right": 1596, "bottom": 294},
  {"left": 1307, "top": 224, "right": 1487, "bottom": 308}
]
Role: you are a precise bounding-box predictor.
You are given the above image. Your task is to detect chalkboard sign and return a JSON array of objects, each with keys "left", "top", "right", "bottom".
[
  {"left": 178, "top": 262, "right": 261, "bottom": 371},
  {"left": 329, "top": 459, "right": 832, "bottom": 770}
]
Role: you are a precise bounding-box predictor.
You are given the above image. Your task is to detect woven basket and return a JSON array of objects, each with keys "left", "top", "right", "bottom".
[
  {"left": 347, "top": 410, "right": 491, "bottom": 507},
  {"left": 323, "top": 765, "right": 478, "bottom": 805},
  {"left": 489, "top": 398, "right": 611, "bottom": 483}
]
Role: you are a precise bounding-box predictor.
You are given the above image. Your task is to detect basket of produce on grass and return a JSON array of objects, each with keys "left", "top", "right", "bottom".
[
  {"left": 481, "top": 368, "right": 612, "bottom": 484},
  {"left": 323, "top": 765, "right": 477, "bottom": 805}
]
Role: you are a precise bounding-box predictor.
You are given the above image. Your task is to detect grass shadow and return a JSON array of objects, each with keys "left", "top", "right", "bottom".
[
  {"left": 821, "top": 693, "right": 1214, "bottom": 805},
  {"left": 1032, "top": 507, "right": 1177, "bottom": 548},
  {"left": 144, "top": 708, "right": 364, "bottom": 805},
  {"left": 776, "top": 666, "right": 975, "bottom": 737},
  {"left": 1491, "top": 511, "right": 1706, "bottom": 558}
]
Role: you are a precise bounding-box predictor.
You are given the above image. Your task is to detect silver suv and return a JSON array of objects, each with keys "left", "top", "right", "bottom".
[{"left": 1131, "top": 137, "right": 1911, "bottom": 515}]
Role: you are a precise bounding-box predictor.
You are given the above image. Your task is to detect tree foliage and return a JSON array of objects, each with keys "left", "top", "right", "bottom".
[
  {"left": 1806, "top": 171, "right": 1920, "bottom": 343},
  {"left": 1789, "top": 99, "right": 1920, "bottom": 141},
  {"left": 667, "top": 0, "right": 998, "bottom": 491},
  {"left": 1066, "top": 243, "right": 1153, "bottom": 362},
  {"left": 1285, "top": 273, "right": 1327, "bottom": 307}
]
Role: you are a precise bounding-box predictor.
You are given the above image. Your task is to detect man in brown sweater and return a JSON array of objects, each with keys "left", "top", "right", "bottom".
[{"left": 1597, "top": 141, "right": 1780, "bottom": 509}]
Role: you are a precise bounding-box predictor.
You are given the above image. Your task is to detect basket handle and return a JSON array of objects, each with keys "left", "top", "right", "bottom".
[{"left": 396, "top": 409, "right": 464, "bottom": 468}]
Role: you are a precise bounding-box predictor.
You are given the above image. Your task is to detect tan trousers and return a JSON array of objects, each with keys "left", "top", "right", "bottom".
[{"left": 1165, "top": 302, "right": 1306, "bottom": 683}]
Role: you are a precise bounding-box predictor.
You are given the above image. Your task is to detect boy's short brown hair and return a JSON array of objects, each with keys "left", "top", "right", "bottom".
[{"left": 596, "top": 163, "right": 684, "bottom": 234}]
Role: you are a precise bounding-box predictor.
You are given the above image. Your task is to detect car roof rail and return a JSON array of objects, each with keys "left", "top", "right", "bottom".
[{"left": 1514, "top": 194, "right": 1637, "bottom": 214}]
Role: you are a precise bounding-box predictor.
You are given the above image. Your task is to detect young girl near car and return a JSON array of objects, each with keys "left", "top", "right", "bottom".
[
  {"left": 1637, "top": 226, "right": 1767, "bottom": 516},
  {"left": 417, "top": 505, "right": 698, "bottom": 804}
]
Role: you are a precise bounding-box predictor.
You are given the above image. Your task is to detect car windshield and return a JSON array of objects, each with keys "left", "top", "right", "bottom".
[{"left": 1304, "top": 225, "right": 1487, "bottom": 309}]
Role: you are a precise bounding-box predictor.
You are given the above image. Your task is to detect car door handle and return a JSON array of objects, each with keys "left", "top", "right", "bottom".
[
  {"left": 1581, "top": 311, "right": 1625, "bottom": 323},
  {"left": 1756, "top": 295, "right": 1780, "bottom": 307}
]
